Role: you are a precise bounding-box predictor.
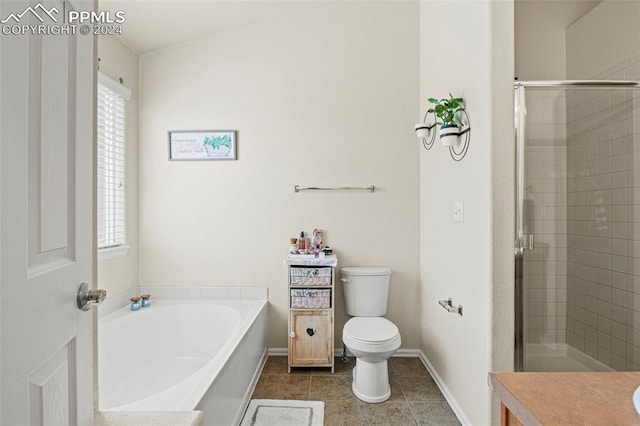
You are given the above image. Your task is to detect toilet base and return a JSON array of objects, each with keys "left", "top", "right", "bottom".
[{"left": 351, "top": 359, "right": 391, "bottom": 403}]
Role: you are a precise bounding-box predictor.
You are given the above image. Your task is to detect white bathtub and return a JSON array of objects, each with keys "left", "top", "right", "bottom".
[{"left": 99, "top": 299, "right": 268, "bottom": 425}]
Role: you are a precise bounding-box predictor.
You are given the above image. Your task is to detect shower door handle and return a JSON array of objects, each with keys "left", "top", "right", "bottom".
[{"left": 515, "top": 234, "right": 534, "bottom": 255}]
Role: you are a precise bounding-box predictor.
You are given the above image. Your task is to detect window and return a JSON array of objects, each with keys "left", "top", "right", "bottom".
[{"left": 97, "top": 72, "right": 131, "bottom": 258}]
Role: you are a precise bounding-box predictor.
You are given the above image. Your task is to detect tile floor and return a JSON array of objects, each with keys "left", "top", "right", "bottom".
[{"left": 250, "top": 356, "right": 461, "bottom": 425}]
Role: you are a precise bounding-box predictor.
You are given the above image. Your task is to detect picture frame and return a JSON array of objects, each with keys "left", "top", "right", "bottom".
[{"left": 168, "top": 130, "right": 237, "bottom": 161}]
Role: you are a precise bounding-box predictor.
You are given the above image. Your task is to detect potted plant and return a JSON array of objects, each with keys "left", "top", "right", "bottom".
[
  {"left": 203, "top": 134, "right": 232, "bottom": 157},
  {"left": 427, "top": 94, "right": 465, "bottom": 146}
]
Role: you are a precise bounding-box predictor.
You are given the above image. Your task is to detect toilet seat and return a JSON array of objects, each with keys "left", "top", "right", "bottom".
[{"left": 343, "top": 317, "right": 401, "bottom": 353}]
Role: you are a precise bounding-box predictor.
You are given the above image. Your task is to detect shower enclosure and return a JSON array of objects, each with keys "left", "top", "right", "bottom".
[{"left": 515, "top": 79, "right": 640, "bottom": 372}]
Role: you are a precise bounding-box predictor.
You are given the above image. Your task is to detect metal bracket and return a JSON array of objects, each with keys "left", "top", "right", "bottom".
[{"left": 438, "top": 298, "right": 463, "bottom": 316}]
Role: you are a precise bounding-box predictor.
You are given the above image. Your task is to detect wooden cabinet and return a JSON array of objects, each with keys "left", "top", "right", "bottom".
[
  {"left": 290, "top": 310, "right": 333, "bottom": 366},
  {"left": 490, "top": 371, "right": 640, "bottom": 426},
  {"left": 288, "top": 265, "right": 335, "bottom": 373},
  {"left": 500, "top": 404, "right": 523, "bottom": 426}
]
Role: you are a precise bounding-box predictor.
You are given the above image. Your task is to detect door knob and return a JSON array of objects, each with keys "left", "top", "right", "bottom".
[{"left": 76, "top": 282, "right": 107, "bottom": 311}]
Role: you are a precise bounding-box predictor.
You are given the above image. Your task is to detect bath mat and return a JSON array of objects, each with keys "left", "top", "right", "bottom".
[{"left": 241, "top": 399, "right": 324, "bottom": 426}]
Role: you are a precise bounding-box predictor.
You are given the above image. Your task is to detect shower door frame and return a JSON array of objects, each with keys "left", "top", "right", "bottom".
[{"left": 513, "top": 80, "right": 640, "bottom": 372}]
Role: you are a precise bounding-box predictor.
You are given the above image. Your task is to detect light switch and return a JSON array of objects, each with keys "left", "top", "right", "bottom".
[{"left": 453, "top": 202, "right": 464, "bottom": 222}]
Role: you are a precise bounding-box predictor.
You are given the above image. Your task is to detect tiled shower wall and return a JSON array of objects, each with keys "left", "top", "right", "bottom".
[
  {"left": 524, "top": 89, "right": 568, "bottom": 345},
  {"left": 565, "top": 54, "right": 640, "bottom": 370}
]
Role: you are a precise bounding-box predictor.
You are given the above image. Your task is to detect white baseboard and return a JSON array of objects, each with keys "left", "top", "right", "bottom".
[
  {"left": 267, "top": 347, "right": 423, "bottom": 358},
  {"left": 417, "top": 351, "right": 471, "bottom": 426},
  {"left": 267, "top": 347, "right": 468, "bottom": 425}
]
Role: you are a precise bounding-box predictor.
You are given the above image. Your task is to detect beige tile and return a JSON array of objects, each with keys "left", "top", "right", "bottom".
[
  {"left": 399, "top": 376, "right": 445, "bottom": 402},
  {"left": 261, "top": 356, "right": 289, "bottom": 375},
  {"left": 387, "top": 375, "right": 407, "bottom": 402},
  {"left": 414, "top": 401, "right": 458, "bottom": 423},
  {"left": 264, "top": 355, "right": 321, "bottom": 375},
  {"left": 409, "top": 401, "right": 461, "bottom": 426},
  {"left": 358, "top": 400, "right": 416, "bottom": 425},
  {"left": 309, "top": 375, "right": 356, "bottom": 401},
  {"left": 318, "top": 357, "right": 355, "bottom": 376},
  {"left": 261, "top": 375, "right": 311, "bottom": 400},
  {"left": 250, "top": 374, "right": 269, "bottom": 399},
  {"left": 389, "top": 357, "right": 430, "bottom": 378},
  {"left": 388, "top": 364, "right": 398, "bottom": 381},
  {"left": 292, "top": 357, "right": 355, "bottom": 376},
  {"left": 251, "top": 356, "right": 459, "bottom": 426},
  {"left": 323, "top": 400, "right": 360, "bottom": 426}
]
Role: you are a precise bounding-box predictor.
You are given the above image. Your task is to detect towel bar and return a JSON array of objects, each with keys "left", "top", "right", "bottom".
[{"left": 294, "top": 185, "right": 375, "bottom": 193}]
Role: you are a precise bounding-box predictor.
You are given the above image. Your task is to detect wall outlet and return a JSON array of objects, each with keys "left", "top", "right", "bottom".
[{"left": 453, "top": 201, "right": 464, "bottom": 222}]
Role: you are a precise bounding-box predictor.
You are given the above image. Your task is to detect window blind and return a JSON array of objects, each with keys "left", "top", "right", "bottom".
[{"left": 97, "top": 72, "right": 131, "bottom": 249}]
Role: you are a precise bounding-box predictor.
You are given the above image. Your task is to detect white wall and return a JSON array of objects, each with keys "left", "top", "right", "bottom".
[
  {"left": 515, "top": 0, "right": 599, "bottom": 81},
  {"left": 567, "top": 0, "right": 640, "bottom": 79},
  {"left": 515, "top": 2, "right": 566, "bottom": 80},
  {"left": 419, "top": 1, "right": 514, "bottom": 424},
  {"left": 96, "top": 36, "right": 140, "bottom": 298},
  {"left": 137, "top": 2, "right": 421, "bottom": 349}
]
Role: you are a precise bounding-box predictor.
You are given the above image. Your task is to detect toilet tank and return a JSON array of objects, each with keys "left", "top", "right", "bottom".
[{"left": 341, "top": 267, "right": 391, "bottom": 316}]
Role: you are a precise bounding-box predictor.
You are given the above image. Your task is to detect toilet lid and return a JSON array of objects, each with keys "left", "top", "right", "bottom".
[
  {"left": 343, "top": 317, "right": 399, "bottom": 344},
  {"left": 341, "top": 266, "right": 391, "bottom": 276}
]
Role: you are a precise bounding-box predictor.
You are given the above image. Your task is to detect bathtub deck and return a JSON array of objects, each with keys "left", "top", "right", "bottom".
[{"left": 96, "top": 411, "right": 204, "bottom": 426}]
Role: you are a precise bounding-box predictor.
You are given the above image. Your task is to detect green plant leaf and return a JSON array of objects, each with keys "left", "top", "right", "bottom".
[{"left": 424, "top": 94, "right": 464, "bottom": 126}]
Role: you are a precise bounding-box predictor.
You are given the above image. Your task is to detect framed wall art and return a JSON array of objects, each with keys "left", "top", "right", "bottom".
[{"left": 168, "top": 130, "right": 237, "bottom": 161}]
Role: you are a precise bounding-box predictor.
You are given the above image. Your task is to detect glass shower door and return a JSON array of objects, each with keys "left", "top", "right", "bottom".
[{"left": 515, "top": 81, "right": 640, "bottom": 372}]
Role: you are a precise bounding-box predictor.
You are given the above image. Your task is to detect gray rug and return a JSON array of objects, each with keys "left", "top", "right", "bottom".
[{"left": 241, "top": 399, "right": 324, "bottom": 426}]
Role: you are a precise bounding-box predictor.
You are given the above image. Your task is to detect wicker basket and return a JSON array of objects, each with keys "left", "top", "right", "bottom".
[
  {"left": 290, "top": 267, "right": 332, "bottom": 286},
  {"left": 290, "top": 289, "right": 331, "bottom": 309}
]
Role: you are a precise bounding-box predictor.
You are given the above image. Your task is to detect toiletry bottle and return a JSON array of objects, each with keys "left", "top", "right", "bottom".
[
  {"left": 140, "top": 294, "right": 151, "bottom": 308},
  {"left": 298, "top": 231, "right": 305, "bottom": 250},
  {"left": 130, "top": 296, "right": 141, "bottom": 311}
]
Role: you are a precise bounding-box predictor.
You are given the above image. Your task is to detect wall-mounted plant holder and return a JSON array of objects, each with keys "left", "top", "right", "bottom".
[
  {"left": 414, "top": 111, "right": 436, "bottom": 150},
  {"left": 441, "top": 109, "right": 471, "bottom": 162},
  {"left": 415, "top": 95, "right": 471, "bottom": 162}
]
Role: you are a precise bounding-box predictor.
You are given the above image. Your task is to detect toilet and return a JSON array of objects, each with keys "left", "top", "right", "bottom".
[{"left": 341, "top": 266, "right": 401, "bottom": 403}]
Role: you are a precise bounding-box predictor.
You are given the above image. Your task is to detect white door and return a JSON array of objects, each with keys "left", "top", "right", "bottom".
[{"left": 0, "top": 0, "right": 96, "bottom": 424}]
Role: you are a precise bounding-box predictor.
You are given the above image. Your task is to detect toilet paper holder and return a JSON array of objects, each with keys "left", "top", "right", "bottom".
[{"left": 439, "top": 298, "right": 463, "bottom": 316}]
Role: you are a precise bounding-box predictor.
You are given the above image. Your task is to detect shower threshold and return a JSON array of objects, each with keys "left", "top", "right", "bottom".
[{"left": 524, "top": 343, "right": 614, "bottom": 372}]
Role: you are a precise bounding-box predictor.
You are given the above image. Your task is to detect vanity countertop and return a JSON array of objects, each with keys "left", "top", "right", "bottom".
[{"left": 489, "top": 371, "right": 640, "bottom": 425}]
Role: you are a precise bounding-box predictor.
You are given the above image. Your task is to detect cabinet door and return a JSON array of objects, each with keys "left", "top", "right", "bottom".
[
  {"left": 290, "top": 310, "right": 332, "bottom": 365},
  {"left": 500, "top": 404, "right": 524, "bottom": 426}
]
